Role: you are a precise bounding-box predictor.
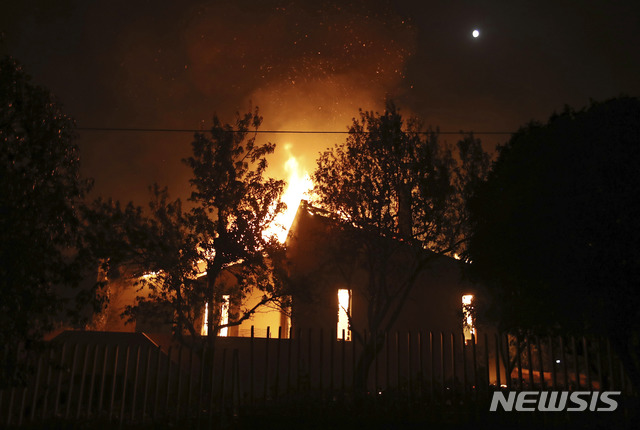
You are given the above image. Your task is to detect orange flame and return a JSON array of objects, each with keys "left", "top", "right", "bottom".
[{"left": 265, "top": 145, "right": 313, "bottom": 243}]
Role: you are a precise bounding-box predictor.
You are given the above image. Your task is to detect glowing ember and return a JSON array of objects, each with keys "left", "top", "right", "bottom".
[{"left": 265, "top": 146, "right": 313, "bottom": 243}]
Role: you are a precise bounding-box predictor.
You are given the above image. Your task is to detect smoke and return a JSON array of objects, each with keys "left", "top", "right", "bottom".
[
  {"left": 6, "top": 0, "right": 640, "bottom": 205},
  {"left": 4, "top": 0, "right": 417, "bottom": 204},
  {"left": 176, "top": 0, "right": 417, "bottom": 181}
]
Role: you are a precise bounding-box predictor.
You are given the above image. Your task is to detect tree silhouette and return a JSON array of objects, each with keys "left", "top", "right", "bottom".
[
  {"left": 312, "top": 101, "right": 489, "bottom": 389},
  {"left": 93, "top": 109, "right": 289, "bottom": 343},
  {"left": 0, "top": 57, "right": 97, "bottom": 384},
  {"left": 466, "top": 97, "right": 640, "bottom": 391}
]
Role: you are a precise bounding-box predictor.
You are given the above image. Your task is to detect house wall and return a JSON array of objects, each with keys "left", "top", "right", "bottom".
[
  {"left": 232, "top": 291, "right": 290, "bottom": 338},
  {"left": 286, "top": 202, "right": 482, "bottom": 338}
]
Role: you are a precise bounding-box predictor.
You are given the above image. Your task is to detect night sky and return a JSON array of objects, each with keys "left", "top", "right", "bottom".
[{"left": 2, "top": 0, "right": 639, "bottom": 206}]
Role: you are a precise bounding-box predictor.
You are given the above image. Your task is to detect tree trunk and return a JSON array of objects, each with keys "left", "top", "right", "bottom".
[{"left": 354, "top": 332, "right": 385, "bottom": 392}]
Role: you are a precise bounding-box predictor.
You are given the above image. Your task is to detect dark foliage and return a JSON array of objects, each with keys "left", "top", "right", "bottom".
[
  {"left": 0, "top": 57, "right": 97, "bottom": 385},
  {"left": 312, "top": 101, "right": 489, "bottom": 388},
  {"left": 466, "top": 97, "right": 640, "bottom": 391},
  {"left": 91, "top": 109, "right": 289, "bottom": 343}
]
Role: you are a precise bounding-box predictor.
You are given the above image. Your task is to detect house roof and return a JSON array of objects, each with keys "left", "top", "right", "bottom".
[{"left": 286, "top": 199, "right": 459, "bottom": 263}]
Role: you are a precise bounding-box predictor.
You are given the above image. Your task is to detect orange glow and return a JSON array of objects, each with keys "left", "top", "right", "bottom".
[
  {"left": 462, "top": 294, "right": 476, "bottom": 343},
  {"left": 264, "top": 146, "right": 313, "bottom": 243},
  {"left": 200, "top": 302, "right": 209, "bottom": 336},
  {"left": 200, "top": 295, "right": 231, "bottom": 337},
  {"left": 337, "top": 289, "right": 352, "bottom": 341},
  {"left": 219, "top": 295, "right": 230, "bottom": 337}
]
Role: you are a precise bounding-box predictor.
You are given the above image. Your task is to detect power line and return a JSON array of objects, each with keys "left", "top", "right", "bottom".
[{"left": 77, "top": 126, "right": 514, "bottom": 135}]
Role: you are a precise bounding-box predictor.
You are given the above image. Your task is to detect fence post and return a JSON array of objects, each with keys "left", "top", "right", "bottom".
[
  {"left": 548, "top": 336, "right": 557, "bottom": 390},
  {"left": 526, "top": 338, "right": 534, "bottom": 388},
  {"left": 175, "top": 345, "right": 182, "bottom": 419},
  {"left": 440, "top": 332, "right": 445, "bottom": 400},
  {"left": 536, "top": 336, "right": 545, "bottom": 389},
  {"left": 329, "top": 329, "right": 334, "bottom": 394},
  {"left": 461, "top": 333, "right": 467, "bottom": 399},
  {"left": 142, "top": 346, "right": 152, "bottom": 423},
  {"left": 606, "top": 339, "right": 615, "bottom": 390},
  {"left": 503, "top": 333, "right": 511, "bottom": 390},
  {"left": 596, "top": 338, "right": 604, "bottom": 390},
  {"left": 17, "top": 354, "right": 31, "bottom": 427},
  {"left": 352, "top": 330, "right": 357, "bottom": 391},
  {"left": 264, "top": 326, "right": 271, "bottom": 401},
  {"left": 407, "top": 332, "right": 412, "bottom": 403},
  {"left": 6, "top": 387, "right": 15, "bottom": 426},
  {"left": 108, "top": 345, "right": 120, "bottom": 420},
  {"left": 30, "top": 352, "right": 44, "bottom": 422},
  {"left": 218, "top": 349, "right": 227, "bottom": 414},
  {"left": 98, "top": 344, "right": 110, "bottom": 417},
  {"left": 342, "top": 329, "right": 347, "bottom": 392},
  {"left": 560, "top": 336, "right": 569, "bottom": 389},
  {"left": 65, "top": 344, "right": 79, "bottom": 419},
  {"left": 154, "top": 345, "right": 162, "bottom": 420},
  {"left": 429, "top": 332, "right": 434, "bottom": 400},
  {"left": 495, "top": 333, "right": 501, "bottom": 389},
  {"left": 471, "top": 334, "right": 478, "bottom": 400},
  {"left": 375, "top": 331, "right": 380, "bottom": 396},
  {"left": 131, "top": 346, "right": 141, "bottom": 422},
  {"left": 196, "top": 345, "right": 206, "bottom": 427},
  {"left": 450, "top": 333, "right": 456, "bottom": 400},
  {"left": 318, "top": 328, "right": 323, "bottom": 398},
  {"left": 232, "top": 349, "right": 240, "bottom": 418},
  {"left": 571, "top": 337, "right": 579, "bottom": 389},
  {"left": 17, "top": 386, "right": 27, "bottom": 427},
  {"left": 386, "top": 331, "right": 390, "bottom": 394},
  {"left": 619, "top": 354, "right": 626, "bottom": 395},
  {"left": 583, "top": 337, "right": 592, "bottom": 390},
  {"left": 164, "top": 346, "right": 172, "bottom": 417},
  {"left": 275, "top": 326, "right": 282, "bottom": 400},
  {"left": 288, "top": 327, "right": 294, "bottom": 395},
  {"left": 119, "top": 345, "right": 130, "bottom": 427},
  {"left": 516, "top": 336, "right": 523, "bottom": 391},
  {"left": 250, "top": 325, "right": 254, "bottom": 403},
  {"left": 41, "top": 348, "right": 55, "bottom": 421},
  {"left": 484, "top": 333, "right": 490, "bottom": 397},
  {"left": 307, "top": 328, "right": 314, "bottom": 392},
  {"left": 396, "top": 332, "right": 401, "bottom": 394},
  {"left": 208, "top": 345, "right": 217, "bottom": 424},
  {"left": 53, "top": 343, "right": 65, "bottom": 417},
  {"left": 87, "top": 344, "right": 100, "bottom": 418},
  {"left": 417, "top": 331, "right": 422, "bottom": 399},
  {"left": 76, "top": 344, "right": 90, "bottom": 419}
]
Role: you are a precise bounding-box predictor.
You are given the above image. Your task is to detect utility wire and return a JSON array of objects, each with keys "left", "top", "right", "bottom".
[{"left": 77, "top": 126, "right": 514, "bottom": 135}]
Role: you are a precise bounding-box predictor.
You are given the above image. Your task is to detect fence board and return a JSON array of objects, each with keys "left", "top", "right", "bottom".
[{"left": 0, "top": 329, "right": 637, "bottom": 427}]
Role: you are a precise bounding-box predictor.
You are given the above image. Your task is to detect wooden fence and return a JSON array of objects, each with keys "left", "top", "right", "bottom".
[{"left": 0, "top": 328, "right": 636, "bottom": 427}]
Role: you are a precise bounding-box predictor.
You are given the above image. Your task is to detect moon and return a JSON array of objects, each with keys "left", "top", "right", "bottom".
[{"left": 472, "top": 29, "right": 480, "bottom": 38}]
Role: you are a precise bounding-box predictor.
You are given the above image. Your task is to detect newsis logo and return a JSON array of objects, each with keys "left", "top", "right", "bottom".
[{"left": 489, "top": 391, "right": 621, "bottom": 412}]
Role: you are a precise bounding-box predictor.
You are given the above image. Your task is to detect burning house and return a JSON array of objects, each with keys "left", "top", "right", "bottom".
[{"left": 88, "top": 200, "right": 481, "bottom": 343}]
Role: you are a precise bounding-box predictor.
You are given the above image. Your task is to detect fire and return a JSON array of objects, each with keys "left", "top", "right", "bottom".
[{"left": 264, "top": 146, "right": 313, "bottom": 243}]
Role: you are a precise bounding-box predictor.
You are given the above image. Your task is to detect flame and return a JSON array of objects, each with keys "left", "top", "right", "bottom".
[{"left": 264, "top": 146, "right": 313, "bottom": 243}]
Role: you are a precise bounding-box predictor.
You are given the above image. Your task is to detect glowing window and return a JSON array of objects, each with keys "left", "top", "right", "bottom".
[
  {"left": 201, "top": 302, "right": 209, "bottom": 336},
  {"left": 462, "top": 294, "right": 476, "bottom": 344},
  {"left": 219, "top": 295, "right": 230, "bottom": 337},
  {"left": 337, "top": 289, "right": 352, "bottom": 341},
  {"left": 200, "top": 295, "right": 231, "bottom": 337}
]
